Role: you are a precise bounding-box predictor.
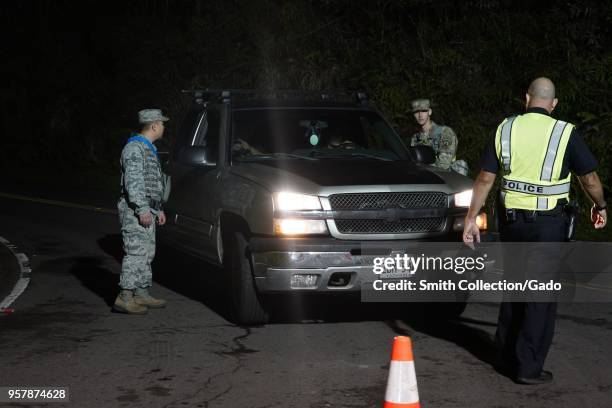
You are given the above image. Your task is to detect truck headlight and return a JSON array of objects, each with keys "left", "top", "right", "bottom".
[
  {"left": 274, "top": 192, "right": 322, "bottom": 211},
  {"left": 476, "top": 212, "right": 488, "bottom": 230},
  {"left": 274, "top": 219, "right": 328, "bottom": 235},
  {"left": 454, "top": 189, "right": 473, "bottom": 207},
  {"left": 452, "top": 211, "right": 488, "bottom": 231}
]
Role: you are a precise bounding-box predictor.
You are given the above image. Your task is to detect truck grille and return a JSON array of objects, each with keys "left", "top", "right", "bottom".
[
  {"left": 335, "top": 218, "right": 445, "bottom": 234},
  {"left": 329, "top": 192, "right": 447, "bottom": 234},
  {"left": 329, "top": 192, "right": 447, "bottom": 210}
]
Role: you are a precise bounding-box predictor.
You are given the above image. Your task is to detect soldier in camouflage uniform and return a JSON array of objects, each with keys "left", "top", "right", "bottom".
[
  {"left": 114, "top": 109, "right": 170, "bottom": 314},
  {"left": 409, "top": 99, "right": 469, "bottom": 175}
]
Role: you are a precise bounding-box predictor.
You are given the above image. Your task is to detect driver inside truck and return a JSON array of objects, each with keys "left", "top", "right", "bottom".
[
  {"left": 232, "top": 138, "right": 262, "bottom": 156},
  {"left": 326, "top": 132, "right": 361, "bottom": 149}
]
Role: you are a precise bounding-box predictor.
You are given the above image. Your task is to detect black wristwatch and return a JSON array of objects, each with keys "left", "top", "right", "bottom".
[{"left": 594, "top": 203, "right": 607, "bottom": 211}]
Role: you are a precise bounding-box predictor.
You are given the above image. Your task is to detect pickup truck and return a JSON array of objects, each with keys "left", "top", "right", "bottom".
[{"left": 160, "top": 90, "right": 485, "bottom": 324}]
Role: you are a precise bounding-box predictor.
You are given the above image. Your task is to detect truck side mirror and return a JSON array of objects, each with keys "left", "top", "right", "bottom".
[
  {"left": 178, "top": 146, "right": 216, "bottom": 166},
  {"left": 409, "top": 145, "right": 436, "bottom": 165}
]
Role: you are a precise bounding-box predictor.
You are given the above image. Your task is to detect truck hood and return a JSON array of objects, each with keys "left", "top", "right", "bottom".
[{"left": 229, "top": 159, "right": 473, "bottom": 195}]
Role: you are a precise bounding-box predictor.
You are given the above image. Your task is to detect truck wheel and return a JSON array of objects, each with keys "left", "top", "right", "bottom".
[{"left": 223, "top": 231, "right": 269, "bottom": 325}]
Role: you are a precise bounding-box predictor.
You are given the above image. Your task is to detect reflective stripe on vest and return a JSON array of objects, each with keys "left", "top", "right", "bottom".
[
  {"left": 496, "top": 114, "right": 572, "bottom": 211},
  {"left": 502, "top": 179, "right": 570, "bottom": 195},
  {"left": 540, "top": 120, "right": 568, "bottom": 181},
  {"left": 500, "top": 117, "right": 516, "bottom": 172},
  {"left": 537, "top": 197, "right": 548, "bottom": 210}
]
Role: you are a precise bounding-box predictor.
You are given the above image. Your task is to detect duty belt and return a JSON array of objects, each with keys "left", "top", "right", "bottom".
[
  {"left": 123, "top": 197, "right": 163, "bottom": 212},
  {"left": 503, "top": 204, "right": 565, "bottom": 224},
  {"left": 502, "top": 179, "right": 570, "bottom": 195}
]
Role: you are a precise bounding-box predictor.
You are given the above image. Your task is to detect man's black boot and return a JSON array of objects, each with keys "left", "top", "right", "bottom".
[{"left": 514, "top": 370, "right": 553, "bottom": 385}]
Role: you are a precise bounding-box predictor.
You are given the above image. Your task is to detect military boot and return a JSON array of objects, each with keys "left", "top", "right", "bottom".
[
  {"left": 113, "top": 289, "right": 148, "bottom": 315},
  {"left": 133, "top": 288, "right": 167, "bottom": 309}
]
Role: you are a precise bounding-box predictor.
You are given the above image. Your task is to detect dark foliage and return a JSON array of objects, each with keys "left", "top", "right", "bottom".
[{"left": 1, "top": 1, "right": 610, "bottom": 220}]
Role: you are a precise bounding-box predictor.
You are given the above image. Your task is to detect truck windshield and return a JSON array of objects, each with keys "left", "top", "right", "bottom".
[{"left": 231, "top": 108, "right": 412, "bottom": 161}]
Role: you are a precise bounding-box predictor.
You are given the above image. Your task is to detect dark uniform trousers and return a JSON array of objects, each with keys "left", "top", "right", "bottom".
[{"left": 496, "top": 210, "right": 566, "bottom": 378}]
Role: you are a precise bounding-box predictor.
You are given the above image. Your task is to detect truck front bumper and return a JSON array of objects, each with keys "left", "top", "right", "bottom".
[{"left": 250, "top": 234, "right": 478, "bottom": 293}]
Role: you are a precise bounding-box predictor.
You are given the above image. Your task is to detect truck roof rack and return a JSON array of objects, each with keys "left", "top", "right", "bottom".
[{"left": 181, "top": 89, "right": 369, "bottom": 106}]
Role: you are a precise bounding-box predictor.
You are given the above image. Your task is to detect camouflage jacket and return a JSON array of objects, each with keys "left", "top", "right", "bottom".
[
  {"left": 120, "top": 137, "right": 164, "bottom": 215},
  {"left": 410, "top": 121, "right": 458, "bottom": 170}
]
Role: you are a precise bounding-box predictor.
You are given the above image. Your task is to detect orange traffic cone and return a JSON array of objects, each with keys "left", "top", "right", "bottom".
[{"left": 383, "top": 336, "right": 420, "bottom": 408}]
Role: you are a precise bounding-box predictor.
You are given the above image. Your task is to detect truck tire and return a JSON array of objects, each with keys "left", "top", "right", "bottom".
[{"left": 223, "top": 231, "right": 269, "bottom": 325}]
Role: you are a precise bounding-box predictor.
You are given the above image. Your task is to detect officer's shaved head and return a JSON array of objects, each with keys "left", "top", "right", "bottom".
[
  {"left": 528, "top": 77, "right": 556, "bottom": 100},
  {"left": 525, "top": 77, "right": 558, "bottom": 113}
]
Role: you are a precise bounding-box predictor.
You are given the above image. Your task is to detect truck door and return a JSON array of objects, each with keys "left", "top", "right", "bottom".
[{"left": 163, "top": 105, "right": 223, "bottom": 262}]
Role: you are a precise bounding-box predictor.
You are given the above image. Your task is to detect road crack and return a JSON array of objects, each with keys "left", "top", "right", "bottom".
[{"left": 162, "top": 326, "right": 256, "bottom": 408}]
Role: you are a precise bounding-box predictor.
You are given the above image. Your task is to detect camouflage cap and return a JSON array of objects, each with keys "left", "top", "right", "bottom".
[
  {"left": 138, "top": 109, "right": 169, "bottom": 124},
  {"left": 411, "top": 99, "right": 431, "bottom": 112}
]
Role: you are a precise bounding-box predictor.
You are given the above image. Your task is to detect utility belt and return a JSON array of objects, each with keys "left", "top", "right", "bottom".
[
  {"left": 496, "top": 191, "right": 577, "bottom": 241},
  {"left": 123, "top": 196, "right": 164, "bottom": 212},
  {"left": 501, "top": 205, "right": 563, "bottom": 223}
]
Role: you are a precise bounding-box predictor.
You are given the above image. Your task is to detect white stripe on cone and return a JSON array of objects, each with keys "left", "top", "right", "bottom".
[{"left": 384, "top": 360, "right": 419, "bottom": 404}]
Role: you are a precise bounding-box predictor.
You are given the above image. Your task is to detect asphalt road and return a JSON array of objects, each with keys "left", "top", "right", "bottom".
[{"left": 0, "top": 193, "right": 611, "bottom": 408}]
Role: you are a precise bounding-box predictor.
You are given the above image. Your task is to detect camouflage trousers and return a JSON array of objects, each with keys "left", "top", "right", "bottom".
[{"left": 118, "top": 198, "right": 156, "bottom": 290}]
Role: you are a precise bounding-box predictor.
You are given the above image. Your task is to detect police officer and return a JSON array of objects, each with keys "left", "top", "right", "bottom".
[
  {"left": 114, "top": 109, "right": 170, "bottom": 314},
  {"left": 463, "top": 77, "right": 607, "bottom": 384},
  {"left": 410, "top": 98, "right": 468, "bottom": 175}
]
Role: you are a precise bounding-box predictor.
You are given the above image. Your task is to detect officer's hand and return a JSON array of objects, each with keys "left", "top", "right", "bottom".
[
  {"left": 462, "top": 217, "right": 481, "bottom": 250},
  {"left": 157, "top": 211, "right": 167, "bottom": 226},
  {"left": 591, "top": 206, "right": 607, "bottom": 229},
  {"left": 139, "top": 211, "right": 153, "bottom": 227}
]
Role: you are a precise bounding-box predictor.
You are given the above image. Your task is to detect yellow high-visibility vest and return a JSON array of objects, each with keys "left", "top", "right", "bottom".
[{"left": 495, "top": 112, "right": 573, "bottom": 210}]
